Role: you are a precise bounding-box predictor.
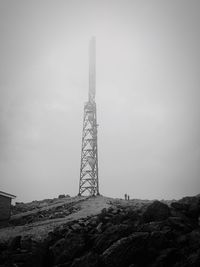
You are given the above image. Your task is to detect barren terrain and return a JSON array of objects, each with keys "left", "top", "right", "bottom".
[{"left": 0, "top": 194, "right": 200, "bottom": 267}]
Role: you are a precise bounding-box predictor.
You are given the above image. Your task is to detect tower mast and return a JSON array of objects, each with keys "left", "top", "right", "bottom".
[{"left": 78, "top": 37, "right": 100, "bottom": 196}]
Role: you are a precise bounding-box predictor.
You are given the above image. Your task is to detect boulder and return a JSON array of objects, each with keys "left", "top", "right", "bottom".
[
  {"left": 9, "top": 236, "right": 21, "bottom": 251},
  {"left": 21, "top": 237, "right": 32, "bottom": 251},
  {"left": 96, "top": 222, "right": 103, "bottom": 233},
  {"left": 166, "top": 216, "right": 194, "bottom": 233},
  {"left": 171, "top": 196, "right": 200, "bottom": 220},
  {"left": 143, "top": 201, "right": 170, "bottom": 222},
  {"left": 151, "top": 248, "right": 180, "bottom": 267},
  {"left": 10, "top": 251, "right": 33, "bottom": 265},
  {"left": 184, "top": 249, "right": 200, "bottom": 267},
  {"left": 175, "top": 249, "right": 200, "bottom": 267},
  {"left": 93, "top": 224, "right": 133, "bottom": 253},
  {"left": 58, "top": 194, "right": 65, "bottom": 199},
  {"left": 138, "top": 221, "right": 163, "bottom": 232},
  {"left": 102, "top": 232, "right": 149, "bottom": 267},
  {"left": 50, "top": 238, "right": 65, "bottom": 257},
  {"left": 71, "top": 223, "right": 82, "bottom": 231},
  {"left": 71, "top": 252, "right": 102, "bottom": 267},
  {"left": 51, "top": 233, "right": 86, "bottom": 265},
  {"left": 186, "top": 230, "right": 200, "bottom": 251},
  {"left": 148, "top": 231, "right": 171, "bottom": 250},
  {"left": 171, "top": 202, "right": 189, "bottom": 212}
]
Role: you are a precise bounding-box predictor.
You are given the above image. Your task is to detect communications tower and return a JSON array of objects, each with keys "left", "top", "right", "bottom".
[{"left": 78, "top": 37, "right": 100, "bottom": 196}]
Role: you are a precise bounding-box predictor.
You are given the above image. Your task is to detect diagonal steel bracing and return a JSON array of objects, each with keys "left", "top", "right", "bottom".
[{"left": 78, "top": 37, "right": 99, "bottom": 196}]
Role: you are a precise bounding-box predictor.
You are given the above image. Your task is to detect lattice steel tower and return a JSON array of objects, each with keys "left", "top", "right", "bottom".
[{"left": 78, "top": 37, "right": 100, "bottom": 196}]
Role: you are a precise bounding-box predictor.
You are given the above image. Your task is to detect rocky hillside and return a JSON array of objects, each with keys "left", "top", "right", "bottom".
[{"left": 0, "top": 194, "right": 200, "bottom": 267}]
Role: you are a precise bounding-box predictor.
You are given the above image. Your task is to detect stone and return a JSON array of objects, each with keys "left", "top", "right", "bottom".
[
  {"left": 71, "top": 223, "right": 81, "bottom": 231},
  {"left": 96, "top": 222, "right": 103, "bottom": 233},
  {"left": 93, "top": 223, "right": 133, "bottom": 253},
  {"left": 50, "top": 238, "right": 66, "bottom": 258},
  {"left": 166, "top": 216, "right": 194, "bottom": 233},
  {"left": 54, "top": 233, "right": 86, "bottom": 265},
  {"left": 186, "top": 230, "right": 200, "bottom": 251},
  {"left": 58, "top": 194, "right": 65, "bottom": 199},
  {"left": 2, "top": 194, "right": 200, "bottom": 267},
  {"left": 143, "top": 201, "right": 171, "bottom": 222},
  {"left": 176, "top": 234, "right": 187, "bottom": 246},
  {"left": 71, "top": 252, "right": 102, "bottom": 267},
  {"left": 21, "top": 237, "right": 32, "bottom": 251},
  {"left": 171, "top": 202, "right": 189, "bottom": 212},
  {"left": 90, "top": 217, "right": 98, "bottom": 227},
  {"left": 10, "top": 251, "right": 33, "bottom": 263},
  {"left": 151, "top": 248, "right": 180, "bottom": 267},
  {"left": 102, "top": 232, "right": 149, "bottom": 267},
  {"left": 184, "top": 249, "right": 200, "bottom": 267},
  {"left": 148, "top": 231, "right": 171, "bottom": 250},
  {"left": 9, "top": 235, "right": 21, "bottom": 251},
  {"left": 138, "top": 221, "right": 162, "bottom": 232},
  {"left": 172, "top": 196, "right": 200, "bottom": 220}
]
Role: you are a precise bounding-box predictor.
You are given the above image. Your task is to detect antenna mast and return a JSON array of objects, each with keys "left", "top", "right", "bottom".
[{"left": 78, "top": 37, "right": 100, "bottom": 196}]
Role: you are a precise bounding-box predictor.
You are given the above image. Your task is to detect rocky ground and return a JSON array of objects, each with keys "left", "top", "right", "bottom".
[{"left": 0, "top": 194, "right": 200, "bottom": 267}]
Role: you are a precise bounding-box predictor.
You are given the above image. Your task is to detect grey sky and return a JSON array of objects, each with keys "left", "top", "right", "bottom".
[{"left": 0, "top": 0, "right": 200, "bottom": 202}]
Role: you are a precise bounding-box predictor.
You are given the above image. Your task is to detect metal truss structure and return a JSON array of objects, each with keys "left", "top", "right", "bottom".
[{"left": 78, "top": 37, "right": 100, "bottom": 196}]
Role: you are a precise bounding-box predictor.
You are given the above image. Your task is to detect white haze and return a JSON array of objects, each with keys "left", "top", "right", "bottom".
[{"left": 0, "top": 0, "right": 200, "bottom": 202}]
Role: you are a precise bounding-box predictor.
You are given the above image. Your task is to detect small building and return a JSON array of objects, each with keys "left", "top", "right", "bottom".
[{"left": 0, "top": 191, "right": 16, "bottom": 223}]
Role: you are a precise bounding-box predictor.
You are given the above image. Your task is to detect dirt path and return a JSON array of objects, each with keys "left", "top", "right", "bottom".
[{"left": 0, "top": 196, "right": 111, "bottom": 242}]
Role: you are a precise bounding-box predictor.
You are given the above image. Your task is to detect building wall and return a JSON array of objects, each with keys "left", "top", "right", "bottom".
[{"left": 0, "top": 195, "right": 11, "bottom": 221}]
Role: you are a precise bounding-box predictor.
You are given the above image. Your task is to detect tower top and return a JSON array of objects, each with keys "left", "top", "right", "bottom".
[
  {"left": 79, "top": 37, "right": 99, "bottom": 196},
  {"left": 89, "top": 36, "right": 96, "bottom": 102}
]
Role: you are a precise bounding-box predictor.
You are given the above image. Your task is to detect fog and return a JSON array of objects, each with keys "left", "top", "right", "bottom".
[{"left": 0, "top": 0, "right": 200, "bottom": 202}]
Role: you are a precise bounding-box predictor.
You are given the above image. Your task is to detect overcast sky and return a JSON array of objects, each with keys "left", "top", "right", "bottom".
[{"left": 0, "top": 0, "right": 200, "bottom": 202}]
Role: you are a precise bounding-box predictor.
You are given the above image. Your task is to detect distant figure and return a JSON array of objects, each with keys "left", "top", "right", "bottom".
[
  {"left": 128, "top": 195, "right": 130, "bottom": 201},
  {"left": 124, "top": 193, "right": 127, "bottom": 200}
]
